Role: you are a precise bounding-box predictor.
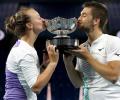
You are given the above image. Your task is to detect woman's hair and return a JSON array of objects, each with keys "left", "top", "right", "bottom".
[{"left": 5, "top": 7, "right": 33, "bottom": 37}]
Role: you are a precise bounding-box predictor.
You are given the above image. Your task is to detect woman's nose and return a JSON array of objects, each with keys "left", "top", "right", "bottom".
[
  {"left": 43, "top": 19, "right": 49, "bottom": 26},
  {"left": 41, "top": 18, "right": 45, "bottom": 22}
]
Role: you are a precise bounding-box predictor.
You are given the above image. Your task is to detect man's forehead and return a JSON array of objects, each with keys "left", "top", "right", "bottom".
[{"left": 81, "top": 7, "right": 92, "bottom": 15}]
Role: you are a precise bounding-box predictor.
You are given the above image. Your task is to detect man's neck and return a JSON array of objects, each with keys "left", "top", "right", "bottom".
[{"left": 87, "top": 28, "right": 103, "bottom": 45}]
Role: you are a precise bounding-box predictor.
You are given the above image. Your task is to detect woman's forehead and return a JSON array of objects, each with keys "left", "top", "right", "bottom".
[{"left": 26, "top": 9, "right": 40, "bottom": 17}]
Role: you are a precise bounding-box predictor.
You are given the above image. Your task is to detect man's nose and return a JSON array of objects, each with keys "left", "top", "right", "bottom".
[{"left": 78, "top": 16, "right": 81, "bottom": 21}]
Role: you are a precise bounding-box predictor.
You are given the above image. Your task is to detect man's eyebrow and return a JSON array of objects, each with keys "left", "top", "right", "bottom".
[{"left": 81, "top": 12, "right": 87, "bottom": 15}]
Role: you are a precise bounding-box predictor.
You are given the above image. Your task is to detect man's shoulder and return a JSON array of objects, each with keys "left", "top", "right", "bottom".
[{"left": 105, "top": 34, "right": 119, "bottom": 39}]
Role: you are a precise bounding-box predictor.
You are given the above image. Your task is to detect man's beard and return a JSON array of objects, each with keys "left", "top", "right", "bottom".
[
  {"left": 79, "top": 26, "right": 90, "bottom": 33},
  {"left": 79, "top": 23, "right": 94, "bottom": 33}
]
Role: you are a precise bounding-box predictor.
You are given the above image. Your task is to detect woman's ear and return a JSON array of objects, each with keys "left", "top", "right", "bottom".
[{"left": 26, "top": 22, "right": 33, "bottom": 30}]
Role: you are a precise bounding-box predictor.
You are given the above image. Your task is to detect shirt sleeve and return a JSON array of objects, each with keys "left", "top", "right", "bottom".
[
  {"left": 19, "top": 54, "right": 39, "bottom": 88},
  {"left": 106, "top": 37, "right": 120, "bottom": 61}
]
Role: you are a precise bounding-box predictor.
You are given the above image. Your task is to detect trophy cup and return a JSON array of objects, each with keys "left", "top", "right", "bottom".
[{"left": 46, "top": 17, "right": 79, "bottom": 52}]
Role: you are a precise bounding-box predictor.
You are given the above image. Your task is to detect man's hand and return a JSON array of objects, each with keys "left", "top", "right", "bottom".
[{"left": 72, "top": 44, "right": 92, "bottom": 60}]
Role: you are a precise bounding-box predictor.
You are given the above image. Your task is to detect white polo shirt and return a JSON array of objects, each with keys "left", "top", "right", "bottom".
[
  {"left": 4, "top": 39, "right": 40, "bottom": 100},
  {"left": 76, "top": 34, "right": 120, "bottom": 100}
]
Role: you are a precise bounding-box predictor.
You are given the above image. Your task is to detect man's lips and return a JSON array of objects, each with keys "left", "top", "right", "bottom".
[{"left": 77, "top": 22, "right": 81, "bottom": 27}]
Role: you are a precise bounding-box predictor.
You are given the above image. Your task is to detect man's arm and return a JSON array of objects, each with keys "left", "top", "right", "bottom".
[
  {"left": 73, "top": 44, "right": 120, "bottom": 82},
  {"left": 86, "top": 56, "right": 120, "bottom": 82},
  {"left": 63, "top": 54, "right": 83, "bottom": 88}
]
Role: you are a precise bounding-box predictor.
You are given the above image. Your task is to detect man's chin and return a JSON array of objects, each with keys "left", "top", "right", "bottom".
[
  {"left": 78, "top": 27, "right": 89, "bottom": 32},
  {"left": 78, "top": 26, "right": 85, "bottom": 30}
]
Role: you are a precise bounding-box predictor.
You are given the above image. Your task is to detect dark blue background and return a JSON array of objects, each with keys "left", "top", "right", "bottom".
[{"left": 0, "top": 1, "right": 120, "bottom": 100}]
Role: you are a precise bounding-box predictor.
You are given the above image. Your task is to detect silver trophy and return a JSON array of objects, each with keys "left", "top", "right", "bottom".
[{"left": 46, "top": 17, "right": 79, "bottom": 51}]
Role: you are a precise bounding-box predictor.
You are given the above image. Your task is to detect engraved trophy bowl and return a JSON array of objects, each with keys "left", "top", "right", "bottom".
[{"left": 46, "top": 17, "right": 79, "bottom": 51}]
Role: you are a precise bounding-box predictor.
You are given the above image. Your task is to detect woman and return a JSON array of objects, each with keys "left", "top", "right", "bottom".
[{"left": 4, "top": 7, "right": 59, "bottom": 100}]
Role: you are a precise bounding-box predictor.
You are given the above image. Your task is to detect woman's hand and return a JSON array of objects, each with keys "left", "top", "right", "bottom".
[{"left": 46, "top": 41, "right": 59, "bottom": 65}]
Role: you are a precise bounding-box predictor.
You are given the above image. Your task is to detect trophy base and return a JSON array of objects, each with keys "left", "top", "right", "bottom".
[{"left": 49, "top": 37, "right": 79, "bottom": 50}]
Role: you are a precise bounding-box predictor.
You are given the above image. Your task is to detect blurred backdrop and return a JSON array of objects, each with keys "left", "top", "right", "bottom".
[{"left": 0, "top": 0, "right": 120, "bottom": 100}]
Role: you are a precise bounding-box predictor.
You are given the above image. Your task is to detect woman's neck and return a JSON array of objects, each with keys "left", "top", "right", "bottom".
[{"left": 20, "top": 31, "right": 38, "bottom": 47}]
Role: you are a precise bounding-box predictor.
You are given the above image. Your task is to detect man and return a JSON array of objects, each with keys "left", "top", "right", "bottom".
[{"left": 63, "top": 1, "right": 120, "bottom": 100}]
